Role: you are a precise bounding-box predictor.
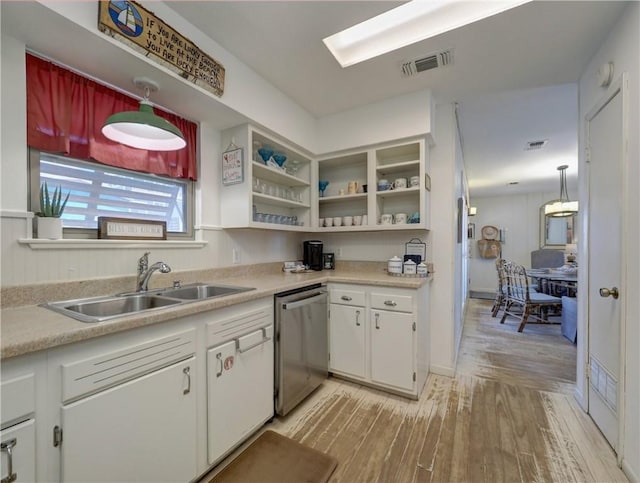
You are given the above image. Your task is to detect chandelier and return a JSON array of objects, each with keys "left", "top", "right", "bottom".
[{"left": 544, "top": 165, "right": 578, "bottom": 217}]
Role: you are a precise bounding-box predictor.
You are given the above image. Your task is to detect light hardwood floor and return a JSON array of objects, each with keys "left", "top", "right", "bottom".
[{"left": 204, "top": 299, "right": 627, "bottom": 483}]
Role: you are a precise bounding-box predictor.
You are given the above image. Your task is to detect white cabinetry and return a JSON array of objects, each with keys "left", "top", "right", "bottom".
[
  {"left": 329, "top": 287, "right": 366, "bottom": 380},
  {"left": 221, "top": 124, "right": 313, "bottom": 231},
  {"left": 206, "top": 302, "right": 274, "bottom": 465},
  {"left": 318, "top": 138, "right": 430, "bottom": 231},
  {"left": 328, "top": 283, "right": 429, "bottom": 398},
  {"left": 1, "top": 369, "right": 37, "bottom": 483},
  {"left": 56, "top": 329, "right": 197, "bottom": 483}
]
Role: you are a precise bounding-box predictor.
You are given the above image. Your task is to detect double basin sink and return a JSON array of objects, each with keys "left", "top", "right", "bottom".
[{"left": 43, "top": 283, "right": 255, "bottom": 323}]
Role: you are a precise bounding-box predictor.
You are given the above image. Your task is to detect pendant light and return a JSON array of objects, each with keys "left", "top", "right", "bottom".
[
  {"left": 102, "top": 77, "right": 186, "bottom": 151},
  {"left": 544, "top": 165, "right": 578, "bottom": 217}
]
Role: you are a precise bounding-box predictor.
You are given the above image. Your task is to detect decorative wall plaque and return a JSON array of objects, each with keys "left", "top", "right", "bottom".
[
  {"left": 98, "top": 217, "right": 167, "bottom": 240},
  {"left": 98, "top": 1, "right": 225, "bottom": 97}
]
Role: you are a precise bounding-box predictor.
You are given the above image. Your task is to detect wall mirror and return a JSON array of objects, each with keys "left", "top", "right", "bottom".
[{"left": 539, "top": 205, "right": 576, "bottom": 248}]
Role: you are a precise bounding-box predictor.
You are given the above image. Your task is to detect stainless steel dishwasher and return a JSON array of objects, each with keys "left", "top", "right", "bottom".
[{"left": 274, "top": 284, "right": 328, "bottom": 416}]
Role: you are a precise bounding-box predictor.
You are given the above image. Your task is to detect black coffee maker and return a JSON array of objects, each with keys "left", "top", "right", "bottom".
[{"left": 303, "top": 240, "right": 323, "bottom": 271}]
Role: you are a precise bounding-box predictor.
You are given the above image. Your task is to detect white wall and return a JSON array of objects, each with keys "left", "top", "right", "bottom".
[
  {"left": 428, "top": 103, "right": 462, "bottom": 376},
  {"left": 468, "top": 190, "right": 567, "bottom": 294},
  {"left": 578, "top": 3, "right": 639, "bottom": 480},
  {"left": 0, "top": 2, "right": 437, "bottom": 287}
]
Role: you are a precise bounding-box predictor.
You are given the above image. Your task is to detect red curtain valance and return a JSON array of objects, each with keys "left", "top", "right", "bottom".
[{"left": 26, "top": 53, "right": 198, "bottom": 180}]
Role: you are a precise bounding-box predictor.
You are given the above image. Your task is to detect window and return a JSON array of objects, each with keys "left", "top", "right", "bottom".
[{"left": 30, "top": 150, "right": 194, "bottom": 238}]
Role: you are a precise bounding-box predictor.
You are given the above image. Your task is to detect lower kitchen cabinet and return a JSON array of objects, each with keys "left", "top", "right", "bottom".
[
  {"left": 329, "top": 304, "right": 366, "bottom": 380},
  {"left": 328, "top": 283, "right": 429, "bottom": 399},
  {"left": 57, "top": 329, "right": 197, "bottom": 483},
  {"left": 206, "top": 303, "right": 274, "bottom": 465},
  {"left": 1, "top": 417, "right": 36, "bottom": 483},
  {"left": 370, "top": 309, "right": 415, "bottom": 391}
]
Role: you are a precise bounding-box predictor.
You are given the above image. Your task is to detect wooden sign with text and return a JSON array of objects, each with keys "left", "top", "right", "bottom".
[{"left": 98, "top": 0, "right": 224, "bottom": 97}]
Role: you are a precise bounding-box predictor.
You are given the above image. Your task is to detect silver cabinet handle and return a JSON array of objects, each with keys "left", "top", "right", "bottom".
[
  {"left": 375, "top": 312, "right": 380, "bottom": 330},
  {"left": 183, "top": 366, "right": 191, "bottom": 395},
  {"left": 236, "top": 328, "right": 271, "bottom": 353},
  {"left": 341, "top": 295, "right": 352, "bottom": 301},
  {"left": 1, "top": 438, "right": 17, "bottom": 483},
  {"left": 384, "top": 300, "right": 397, "bottom": 307},
  {"left": 215, "top": 353, "right": 223, "bottom": 378},
  {"left": 355, "top": 310, "right": 361, "bottom": 326}
]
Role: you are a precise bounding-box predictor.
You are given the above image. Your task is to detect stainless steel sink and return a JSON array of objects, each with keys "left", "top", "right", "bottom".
[
  {"left": 42, "top": 283, "right": 255, "bottom": 323},
  {"left": 44, "top": 294, "right": 183, "bottom": 323},
  {"left": 153, "top": 283, "right": 254, "bottom": 300}
]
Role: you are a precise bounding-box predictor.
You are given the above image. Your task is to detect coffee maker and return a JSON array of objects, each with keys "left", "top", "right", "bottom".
[{"left": 303, "top": 240, "right": 323, "bottom": 271}]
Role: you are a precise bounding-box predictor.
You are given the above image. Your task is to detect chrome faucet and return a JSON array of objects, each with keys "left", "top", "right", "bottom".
[{"left": 136, "top": 252, "right": 171, "bottom": 292}]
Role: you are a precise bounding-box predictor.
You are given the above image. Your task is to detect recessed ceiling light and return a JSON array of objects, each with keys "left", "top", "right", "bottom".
[{"left": 323, "top": 0, "right": 531, "bottom": 68}]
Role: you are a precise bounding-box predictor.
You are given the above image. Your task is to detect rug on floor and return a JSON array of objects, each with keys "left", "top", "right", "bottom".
[{"left": 208, "top": 430, "right": 338, "bottom": 483}]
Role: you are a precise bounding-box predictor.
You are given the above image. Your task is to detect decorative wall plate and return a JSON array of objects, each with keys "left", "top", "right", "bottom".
[{"left": 481, "top": 225, "right": 499, "bottom": 240}]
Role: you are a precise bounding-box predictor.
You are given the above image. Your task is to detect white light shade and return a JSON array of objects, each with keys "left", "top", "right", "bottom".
[
  {"left": 102, "top": 101, "right": 186, "bottom": 151},
  {"left": 544, "top": 200, "right": 579, "bottom": 217},
  {"left": 468, "top": 206, "right": 477, "bottom": 216},
  {"left": 323, "top": 0, "right": 530, "bottom": 67}
]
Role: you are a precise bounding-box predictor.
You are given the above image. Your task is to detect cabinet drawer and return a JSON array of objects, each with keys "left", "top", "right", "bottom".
[
  {"left": 329, "top": 289, "right": 365, "bottom": 307},
  {"left": 371, "top": 292, "right": 413, "bottom": 312},
  {"left": 1, "top": 374, "right": 35, "bottom": 427}
]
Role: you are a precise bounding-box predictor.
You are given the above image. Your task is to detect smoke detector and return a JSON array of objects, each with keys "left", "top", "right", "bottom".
[{"left": 401, "top": 49, "right": 454, "bottom": 76}]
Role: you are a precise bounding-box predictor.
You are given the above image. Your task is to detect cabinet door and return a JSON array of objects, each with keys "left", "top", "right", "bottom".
[
  {"left": 61, "top": 358, "right": 196, "bottom": 483},
  {"left": 1, "top": 419, "right": 35, "bottom": 483},
  {"left": 329, "top": 304, "right": 366, "bottom": 379},
  {"left": 370, "top": 310, "right": 415, "bottom": 391},
  {"left": 207, "top": 328, "right": 274, "bottom": 465}
]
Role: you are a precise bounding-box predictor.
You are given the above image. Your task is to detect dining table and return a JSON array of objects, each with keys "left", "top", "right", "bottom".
[{"left": 527, "top": 268, "right": 578, "bottom": 297}]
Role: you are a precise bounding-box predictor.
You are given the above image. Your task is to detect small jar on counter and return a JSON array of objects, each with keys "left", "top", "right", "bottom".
[
  {"left": 388, "top": 256, "right": 402, "bottom": 274},
  {"left": 417, "top": 262, "right": 428, "bottom": 276},
  {"left": 403, "top": 259, "right": 417, "bottom": 275}
]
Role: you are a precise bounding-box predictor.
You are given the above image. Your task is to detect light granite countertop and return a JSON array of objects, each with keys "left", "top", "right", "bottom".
[{"left": 1, "top": 263, "right": 430, "bottom": 360}]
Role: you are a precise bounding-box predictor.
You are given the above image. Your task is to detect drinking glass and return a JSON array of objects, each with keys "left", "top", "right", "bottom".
[{"left": 319, "top": 180, "right": 329, "bottom": 197}]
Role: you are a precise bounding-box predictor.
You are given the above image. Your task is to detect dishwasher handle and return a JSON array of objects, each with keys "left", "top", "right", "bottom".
[{"left": 281, "top": 292, "right": 327, "bottom": 311}]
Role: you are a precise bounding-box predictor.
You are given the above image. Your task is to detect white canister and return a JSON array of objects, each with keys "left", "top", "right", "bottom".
[
  {"left": 387, "top": 256, "right": 403, "bottom": 274},
  {"left": 410, "top": 175, "right": 420, "bottom": 187},
  {"left": 403, "top": 259, "right": 417, "bottom": 275},
  {"left": 417, "top": 262, "right": 428, "bottom": 275}
]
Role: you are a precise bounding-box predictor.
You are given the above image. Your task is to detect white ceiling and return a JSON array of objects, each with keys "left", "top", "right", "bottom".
[{"left": 165, "top": 0, "right": 628, "bottom": 197}]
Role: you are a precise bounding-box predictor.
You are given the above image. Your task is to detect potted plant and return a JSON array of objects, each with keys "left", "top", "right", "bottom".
[{"left": 36, "top": 182, "right": 70, "bottom": 239}]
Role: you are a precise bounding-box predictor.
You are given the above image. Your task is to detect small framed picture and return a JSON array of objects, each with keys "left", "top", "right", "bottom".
[
  {"left": 468, "top": 222, "right": 476, "bottom": 239},
  {"left": 323, "top": 253, "right": 335, "bottom": 270},
  {"left": 222, "top": 147, "right": 243, "bottom": 185}
]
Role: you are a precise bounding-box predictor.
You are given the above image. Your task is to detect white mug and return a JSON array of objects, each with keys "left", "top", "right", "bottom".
[
  {"left": 394, "top": 177, "right": 407, "bottom": 189},
  {"left": 333, "top": 216, "right": 342, "bottom": 227},
  {"left": 394, "top": 213, "right": 407, "bottom": 224},
  {"left": 353, "top": 215, "right": 362, "bottom": 226},
  {"left": 362, "top": 215, "right": 368, "bottom": 225},
  {"left": 343, "top": 216, "right": 353, "bottom": 226},
  {"left": 324, "top": 217, "right": 333, "bottom": 227},
  {"left": 381, "top": 213, "right": 393, "bottom": 225},
  {"left": 318, "top": 217, "right": 324, "bottom": 227},
  {"left": 378, "top": 179, "right": 390, "bottom": 191},
  {"left": 410, "top": 175, "right": 420, "bottom": 187}
]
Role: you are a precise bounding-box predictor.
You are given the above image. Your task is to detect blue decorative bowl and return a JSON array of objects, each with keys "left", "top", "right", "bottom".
[
  {"left": 258, "top": 148, "right": 274, "bottom": 163},
  {"left": 273, "top": 153, "right": 287, "bottom": 167}
]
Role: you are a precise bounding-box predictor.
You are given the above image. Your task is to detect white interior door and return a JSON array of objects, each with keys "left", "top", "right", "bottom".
[{"left": 586, "top": 78, "right": 625, "bottom": 452}]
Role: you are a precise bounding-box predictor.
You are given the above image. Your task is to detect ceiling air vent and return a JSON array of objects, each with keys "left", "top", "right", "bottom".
[
  {"left": 401, "top": 49, "right": 454, "bottom": 77},
  {"left": 525, "top": 140, "right": 548, "bottom": 151}
]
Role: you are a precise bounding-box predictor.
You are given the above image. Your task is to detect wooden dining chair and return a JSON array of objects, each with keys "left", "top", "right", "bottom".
[
  {"left": 491, "top": 258, "right": 507, "bottom": 317},
  {"left": 500, "top": 261, "right": 562, "bottom": 332}
]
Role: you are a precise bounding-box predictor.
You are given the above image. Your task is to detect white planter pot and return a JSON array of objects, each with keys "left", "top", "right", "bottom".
[{"left": 37, "top": 217, "right": 63, "bottom": 239}]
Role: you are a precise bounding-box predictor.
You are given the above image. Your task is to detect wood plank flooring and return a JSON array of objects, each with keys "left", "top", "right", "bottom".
[{"left": 202, "top": 299, "right": 627, "bottom": 483}]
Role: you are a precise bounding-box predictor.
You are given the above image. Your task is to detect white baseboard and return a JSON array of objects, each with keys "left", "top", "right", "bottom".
[
  {"left": 429, "top": 364, "right": 455, "bottom": 378},
  {"left": 573, "top": 387, "right": 587, "bottom": 411},
  {"left": 622, "top": 459, "right": 639, "bottom": 483}
]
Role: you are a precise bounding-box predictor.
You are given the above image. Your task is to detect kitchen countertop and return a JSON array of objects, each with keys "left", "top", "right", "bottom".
[{"left": 1, "top": 264, "right": 430, "bottom": 360}]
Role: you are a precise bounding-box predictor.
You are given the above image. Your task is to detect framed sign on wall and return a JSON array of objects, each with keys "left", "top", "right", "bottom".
[{"left": 222, "top": 147, "right": 243, "bottom": 186}]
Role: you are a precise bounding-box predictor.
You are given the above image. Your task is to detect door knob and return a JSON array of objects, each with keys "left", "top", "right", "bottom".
[{"left": 599, "top": 287, "right": 619, "bottom": 299}]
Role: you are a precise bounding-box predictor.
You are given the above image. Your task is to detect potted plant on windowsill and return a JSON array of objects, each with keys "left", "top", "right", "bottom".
[{"left": 36, "top": 182, "right": 69, "bottom": 239}]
